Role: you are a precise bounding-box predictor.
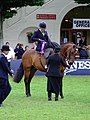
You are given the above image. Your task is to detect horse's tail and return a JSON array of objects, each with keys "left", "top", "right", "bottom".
[{"left": 13, "top": 62, "right": 24, "bottom": 83}]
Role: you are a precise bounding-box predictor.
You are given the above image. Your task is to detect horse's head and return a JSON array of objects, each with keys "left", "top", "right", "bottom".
[{"left": 61, "top": 43, "right": 78, "bottom": 65}]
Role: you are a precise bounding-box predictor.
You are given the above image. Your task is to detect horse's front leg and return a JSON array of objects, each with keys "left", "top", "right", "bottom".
[{"left": 60, "top": 77, "right": 64, "bottom": 99}]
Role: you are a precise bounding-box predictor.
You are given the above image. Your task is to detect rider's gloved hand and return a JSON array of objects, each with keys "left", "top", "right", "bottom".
[{"left": 37, "top": 39, "right": 44, "bottom": 42}]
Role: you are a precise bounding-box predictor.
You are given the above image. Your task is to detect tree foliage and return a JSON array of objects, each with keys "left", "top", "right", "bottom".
[
  {"left": 0, "top": 0, "right": 44, "bottom": 20},
  {"left": 74, "top": 0, "right": 90, "bottom": 4},
  {"left": 0, "top": 0, "right": 44, "bottom": 48}
]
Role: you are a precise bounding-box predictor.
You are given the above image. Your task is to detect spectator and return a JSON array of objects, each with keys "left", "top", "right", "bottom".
[
  {"left": 5, "top": 42, "right": 15, "bottom": 68},
  {"left": 79, "top": 46, "right": 88, "bottom": 59},
  {"left": 25, "top": 45, "right": 29, "bottom": 51},
  {"left": 79, "top": 36, "right": 87, "bottom": 47},
  {"left": 14, "top": 44, "right": 25, "bottom": 59},
  {"left": 14, "top": 43, "right": 20, "bottom": 59}
]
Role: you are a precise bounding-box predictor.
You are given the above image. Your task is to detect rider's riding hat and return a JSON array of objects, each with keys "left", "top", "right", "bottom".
[{"left": 39, "top": 22, "right": 46, "bottom": 28}]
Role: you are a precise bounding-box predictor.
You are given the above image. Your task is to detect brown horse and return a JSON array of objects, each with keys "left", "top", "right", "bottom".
[{"left": 14, "top": 42, "right": 78, "bottom": 98}]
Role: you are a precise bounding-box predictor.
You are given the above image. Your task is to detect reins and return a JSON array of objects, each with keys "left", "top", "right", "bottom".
[{"left": 61, "top": 49, "right": 70, "bottom": 60}]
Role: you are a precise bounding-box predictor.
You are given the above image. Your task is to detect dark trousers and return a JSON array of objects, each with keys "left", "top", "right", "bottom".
[
  {"left": 0, "top": 78, "right": 11, "bottom": 104},
  {"left": 59, "top": 77, "right": 63, "bottom": 97}
]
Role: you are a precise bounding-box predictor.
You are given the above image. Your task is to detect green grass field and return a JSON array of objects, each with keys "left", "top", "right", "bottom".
[{"left": 0, "top": 75, "right": 90, "bottom": 120}]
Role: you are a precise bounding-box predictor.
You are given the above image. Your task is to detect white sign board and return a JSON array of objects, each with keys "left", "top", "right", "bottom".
[{"left": 73, "top": 19, "right": 90, "bottom": 29}]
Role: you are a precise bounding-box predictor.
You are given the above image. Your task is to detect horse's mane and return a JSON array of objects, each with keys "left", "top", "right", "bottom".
[{"left": 61, "top": 42, "right": 75, "bottom": 47}]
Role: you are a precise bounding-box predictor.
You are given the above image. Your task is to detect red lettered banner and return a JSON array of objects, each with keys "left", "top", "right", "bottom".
[{"left": 36, "top": 14, "right": 56, "bottom": 20}]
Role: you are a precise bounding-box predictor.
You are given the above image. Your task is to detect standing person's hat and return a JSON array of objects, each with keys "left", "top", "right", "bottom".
[
  {"left": 39, "top": 22, "right": 46, "bottom": 28},
  {"left": 1, "top": 45, "right": 10, "bottom": 52},
  {"left": 54, "top": 47, "right": 61, "bottom": 53}
]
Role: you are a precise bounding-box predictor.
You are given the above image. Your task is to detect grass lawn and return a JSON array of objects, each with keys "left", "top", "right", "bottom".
[{"left": 0, "top": 75, "right": 90, "bottom": 120}]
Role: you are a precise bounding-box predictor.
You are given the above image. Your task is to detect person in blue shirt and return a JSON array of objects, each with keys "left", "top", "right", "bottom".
[
  {"left": 79, "top": 46, "right": 88, "bottom": 59},
  {"left": 0, "top": 45, "right": 13, "bottom": 107}
]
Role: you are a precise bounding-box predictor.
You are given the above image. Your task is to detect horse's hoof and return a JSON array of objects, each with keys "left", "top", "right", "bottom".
[
  {"left": 26, "top": 94, "right": 31, "bottom": 97},
  {"left": 48, "top": 97, "right": 52, "bottom": 101},
  {"left": 60, "top": 94, "right": 64, "bottom": 99},
  {"left": 61, "top": 95, "right": 64, "bottom": 99}
]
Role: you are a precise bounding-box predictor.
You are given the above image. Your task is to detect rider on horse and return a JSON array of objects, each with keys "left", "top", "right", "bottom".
[{"left": 31, "top": 22, "right": 53, "bottom": 59}]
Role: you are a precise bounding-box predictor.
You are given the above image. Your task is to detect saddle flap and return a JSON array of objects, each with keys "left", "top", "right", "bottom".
[{"left": 33, "top": 53, "right": 47, "bottom": 70}]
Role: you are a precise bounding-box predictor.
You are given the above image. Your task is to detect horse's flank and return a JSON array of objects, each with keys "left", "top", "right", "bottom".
[{"left": 22, "top": 49, "right": 46, "bottom": 72}]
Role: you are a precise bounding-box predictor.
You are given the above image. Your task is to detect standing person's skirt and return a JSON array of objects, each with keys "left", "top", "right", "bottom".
[{"left": 47, "top": 76, "right": 60, "bottom": 95}]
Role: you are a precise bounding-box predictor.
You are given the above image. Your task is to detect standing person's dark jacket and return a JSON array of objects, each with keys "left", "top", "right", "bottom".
[
  {"left": 0, "top": 45, "right": 13, "bottom": 107},
  {"left": 0, "top": 54, "right": 13, "bottom": 79},
  {"left": 46, "top": 53, "right": 67, "bottom": 77}
]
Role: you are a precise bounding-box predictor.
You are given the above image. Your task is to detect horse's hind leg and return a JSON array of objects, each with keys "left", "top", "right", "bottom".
[
  {"left": 24, "top": 77, "right": 31, "bottom": 97},
  {"left": 24, "top": 66, "right": 37, "bottom": 97}
]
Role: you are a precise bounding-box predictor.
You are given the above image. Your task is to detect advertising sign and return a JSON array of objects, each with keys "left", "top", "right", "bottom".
[
  {"left": 11, "top": 59, "right": 90, "bottom": 75},
  {"left": 65, "top": 59, "right": 90, "bottom": 75},
  {"left": 73, "top": 19, "right": 90, "bottom": 29}
]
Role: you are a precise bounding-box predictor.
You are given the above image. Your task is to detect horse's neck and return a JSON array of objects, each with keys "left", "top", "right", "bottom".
[
  {"left": 61, "top": 47, "right": 68, "bottom": 58},
  {"left": 60, "top": 44, "right": 73, "bottom": 58}
]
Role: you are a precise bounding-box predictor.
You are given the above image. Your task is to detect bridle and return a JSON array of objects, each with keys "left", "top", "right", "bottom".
[{"left": 60, "top": 44, "right": 77, "bottom": 64}]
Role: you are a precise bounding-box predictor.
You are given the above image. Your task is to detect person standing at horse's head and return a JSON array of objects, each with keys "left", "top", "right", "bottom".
[
  {"left": 45, "top": 47, "right": 70, "bottom": 101},
  {"left": 31, "top": 22, "right": 53, "bottom": 58}
]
